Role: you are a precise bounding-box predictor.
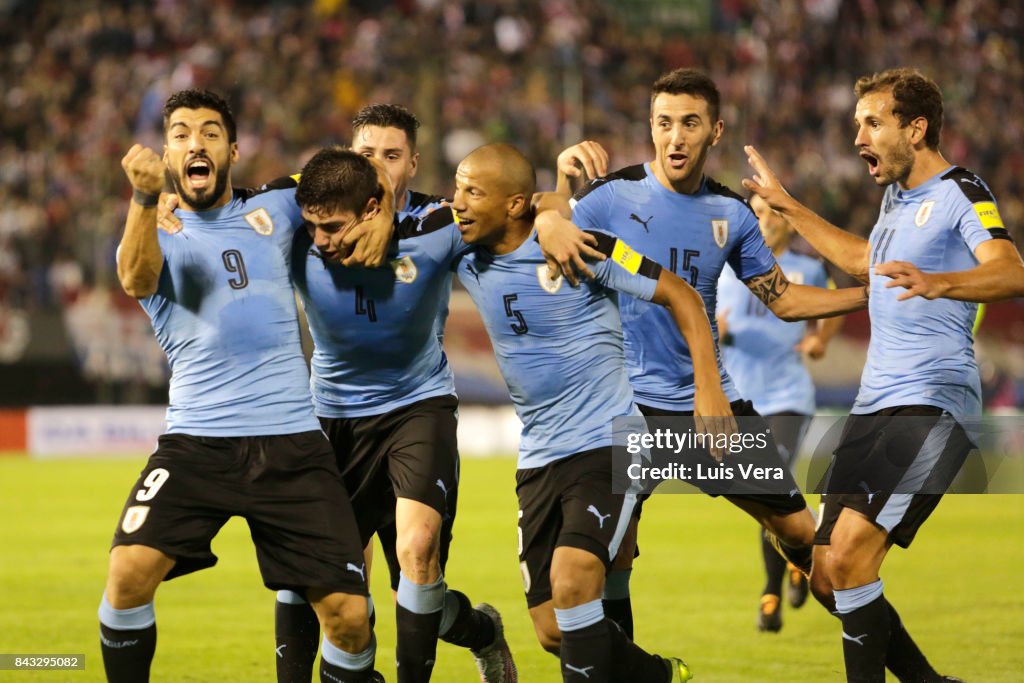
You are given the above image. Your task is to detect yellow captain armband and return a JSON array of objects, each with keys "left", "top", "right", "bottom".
[
  {"left": 290, "top": 173, "right": 302, "bottom": 183},
  {"left": 973, "top": 202, "right": 1004, "bottom": 230},
  {"left": 611, "top": 239, "right": 643, "bottom": 275}
]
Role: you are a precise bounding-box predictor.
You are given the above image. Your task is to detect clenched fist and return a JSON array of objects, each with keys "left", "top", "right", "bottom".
[{"left": 122, "top": 144, "right": 166, "bottom": 195}]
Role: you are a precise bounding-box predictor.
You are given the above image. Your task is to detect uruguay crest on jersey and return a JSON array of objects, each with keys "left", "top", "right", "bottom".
[
  {"left": 712, "top": 219, "right": 729, "bottom": 247},
  {"left": 244, "top": 208, "right": 274, "bottom": 235},
  {"left": 391, "top": 255, "right": 418, "bottom": 284},
  {"left": 915, "top": 200, "right": 934, "bottom": 227},
  {"left": 536, "top": 264, "right": 564, "bottom": 294}
]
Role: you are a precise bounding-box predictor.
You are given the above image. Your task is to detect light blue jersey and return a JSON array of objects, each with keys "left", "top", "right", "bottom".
[
  {"left": 455, "top": 230, "right": 660, "bottom": 469},
  {"left": 857, "top": 166, "right": 1007, "bottom": 418},
  {"left": 718, "top": 249, "right": 829, "bottom": 415},
  {"left": 138, "top": 185, "right": 320, "bottom": 436},
  {"left": 571, "top": 164, "right": 776, "bottom": 411},
  {"left": 292, "top": 190, "right": 467, "bottom": 418}
]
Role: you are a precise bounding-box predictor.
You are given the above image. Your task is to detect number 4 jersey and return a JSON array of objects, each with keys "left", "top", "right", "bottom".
[{"left": 137, "top": 185, "right": 320, "bottom": 436}]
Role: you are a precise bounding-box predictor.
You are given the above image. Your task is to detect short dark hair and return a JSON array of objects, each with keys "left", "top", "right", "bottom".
[
  {"left": 352, "top": 104, "right": 420, "bottom": 149},
  {"left": 855, "top": 68, "right": 943, "bottom": 149},
  {"left": 163, "top": 89, "right": 237, "bottom": 142},
  {"left": 651, "top": 68, "right": 721, "bottom": 121},
  {"left": 295, "top": 147, "right": 380, "bottom": 216}
]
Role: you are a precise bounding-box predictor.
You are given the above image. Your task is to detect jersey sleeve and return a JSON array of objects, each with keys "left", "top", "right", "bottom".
[
  {"left": 727, "top": 206, "right": 776, "bottom": 281},
  {"left": 569, "top": 180, "right": 614, "bottom": 232},
  {"left": 943, "top": 168, "right": 1012, "bottom": 252},
  {"left": 585, "top": 230, "right": 661, "bottom": 302}
]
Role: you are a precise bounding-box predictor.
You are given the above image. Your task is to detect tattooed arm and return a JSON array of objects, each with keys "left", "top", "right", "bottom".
[{"left": 744, "top": 263, "right": 868, "bottom": 321}]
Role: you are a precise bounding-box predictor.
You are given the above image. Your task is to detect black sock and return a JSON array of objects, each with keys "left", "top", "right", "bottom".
[
  {"left": 602, "top": 568, "right": 634, "bottom": 639},
  {"left": 606, "top": 618, "right": 670, "bottom": 682},
  {"left": 778, "top": 539, "right": 813, "bottom": 576},
  {"left": 560, "top": 621, "right": 611, "bottom": 683},
  {"left": 838, "top": 594, "right": 890, "bottom": 683},
  {"left": 883, "top": 600, "right": 941, "bottom": 682},
  {"left": 395, "top": 604, "right": 442, "bottom": 682},
  {"left": 100, "top": 622, "right": 157, "bottom": 683},
  {"left": 276, "top": 597, "right": 321, "bottom": 683},
  {"left": 761, "top": 531, "right": 787, "bottom": 597},
  {"left": 320, "top": 658, "right": 376, "bottom": 683},
  {"left": 439, "top": 589, "right": 495, "bottom": 651},
  {"left": 602, "top": 597, "right": 634, "bottom": 641}
]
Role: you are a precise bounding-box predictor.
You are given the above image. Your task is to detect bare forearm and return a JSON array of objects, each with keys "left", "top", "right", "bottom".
[
  {"left": 658, "top": 278, "right": 722, "bottom": 393},
  {"left": 117, "top": 200, "right": 163, "bottom": 298},
  {"left": 533, "top": 191, "right": 572, "bottom": 219},
  {"left": 779, "top": 202, "right": 871, "bottom": 282},
  {"left": 772, "top": 284, "right": 867, "bottom": 321},
  {"left": 929, "top": 258, "right": 1024, "bottom": 302}
]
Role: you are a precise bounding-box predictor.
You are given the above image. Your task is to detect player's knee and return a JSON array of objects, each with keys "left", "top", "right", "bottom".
[
  {"left": 824, "top": 544, "right": 860, "bottom": 587},
  {"left": 105, "top": 547, "right": 169, "bottom": 608},
  {"left": 396, "top": 525, "right": 440, "bottom": 582},
  {"left": 319, "top": 594, "right": 371, "bottom": 652}
]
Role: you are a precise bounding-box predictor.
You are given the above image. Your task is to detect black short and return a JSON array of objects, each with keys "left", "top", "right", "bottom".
[
  {"left": 815, "top": 405, "right": 973, "bottom": 548},
  {"left": 111, "top": 431, "right": 367, "bottom": 595},
  {"left": 636, "top": 399, "right": 808, "bottom": 516},
  {"left": 516, "top": 448, "right": 637, "bottom": 608},
  {"left": 320, "top": 395, "right": 460, "bottom": 589}
]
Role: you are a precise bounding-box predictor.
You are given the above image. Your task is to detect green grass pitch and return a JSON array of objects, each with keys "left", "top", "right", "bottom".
[{"left": 1, "top": 455, "right": 1022, "bottom": 681}]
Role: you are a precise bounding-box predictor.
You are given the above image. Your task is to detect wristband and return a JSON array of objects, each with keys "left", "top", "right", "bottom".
[{"left": 132, "top": 189, "right": 160, "bottom": 208}]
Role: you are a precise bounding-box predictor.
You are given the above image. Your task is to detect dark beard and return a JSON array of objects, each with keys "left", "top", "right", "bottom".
[{"left": 170, "top": 166, "right": 230, "bottom": 211}]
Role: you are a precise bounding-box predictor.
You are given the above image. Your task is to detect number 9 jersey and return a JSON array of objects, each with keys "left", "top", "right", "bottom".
[{"left": 135, "top": 183, "right": 320, "bottom": 436}]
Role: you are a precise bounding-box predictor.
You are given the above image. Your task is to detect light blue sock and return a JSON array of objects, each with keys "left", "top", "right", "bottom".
[
  {"left": 554, "top": 599, "right": 604, "bottom": 633},
  {"left": 98, "top": 595, "right": 155, "bottom": 630},
  {"left": 321, "top": 632, "right": 376, "bottom": 671}
]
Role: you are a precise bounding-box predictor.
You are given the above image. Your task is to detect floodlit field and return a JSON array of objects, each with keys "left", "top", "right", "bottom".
[{"left": 1, "top": 455, "right": 1022, "bottom": 681}]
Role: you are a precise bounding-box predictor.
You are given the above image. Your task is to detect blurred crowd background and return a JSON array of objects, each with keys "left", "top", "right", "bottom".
[{"left": 1, "top": 0, "right": 1022, "bottom": 408}]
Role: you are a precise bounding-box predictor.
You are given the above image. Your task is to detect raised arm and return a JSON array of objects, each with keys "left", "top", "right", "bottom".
[
  {"left": 118, "top": 144, "right": 167, "bottom": 298},
  {"left": 744, "top": 263, "right": 867, "bottom": 321},
  {"left": 742, "top": 145, "right": 872, "bottom": 282},
  {"left": 876, "top": 238, "right": 1024, "bottom": 302}
]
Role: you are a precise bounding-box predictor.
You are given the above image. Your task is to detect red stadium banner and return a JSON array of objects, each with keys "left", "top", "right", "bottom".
[{"left": 0, "top": 409, "right": 27, "bottom": 453}]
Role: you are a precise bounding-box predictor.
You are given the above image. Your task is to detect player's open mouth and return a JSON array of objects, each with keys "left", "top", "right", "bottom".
[
  {"left": 186, "top": 158, "right": 212, "bottom": 189},
  {"left": 860, "top": 151, "right": 879, "bottom": 176},
  {"left": 456, "top": 218, "right": 474, "bottom": 231},
  {"left": 668, "top": 152, "right": 688, "bottom": 169}
]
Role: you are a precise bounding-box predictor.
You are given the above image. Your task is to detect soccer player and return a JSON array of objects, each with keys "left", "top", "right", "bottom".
[
  {"left": 539, "top": 68, "right": 868, "bottom": 638},
  {"left": 716, "top": 196, "right": 843, "bottom": 632},
  {"left": 279, "top": 137, "right": 515, "bottom": 683},
  {"left": 106, "top": 89, "right": 382, "bottom": 683},
  {"left": 452, "top": 142, "right": 738, "bottom": 683},
  {"left": 743, "top": 67, "right": 1024, "bottom": 683}
]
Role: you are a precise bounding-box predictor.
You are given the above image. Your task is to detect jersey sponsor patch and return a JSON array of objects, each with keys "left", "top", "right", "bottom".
[
  {"left": 973, "top": 201, "right": 1004, "bottom": 230},
  {"left": 712, "top": 219, "right": 729, "bottom": 248},
  {"left": 391, "top": 255, "right": 418, "bottom": 284},
  {"left": 914, "top": 200, "right": 934, "bottom": 227},
  {"left": 536, "top": 264, "right": 564, "bottom": 294},
  {"left": 611, "top": 238, "right": 643, "bottom": 274},
  {"left": 244, "top": 208, "right": 275, "bottom": 235},
  {"left": 121, "top": 505, "right": 150, "bottom": 534}
]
